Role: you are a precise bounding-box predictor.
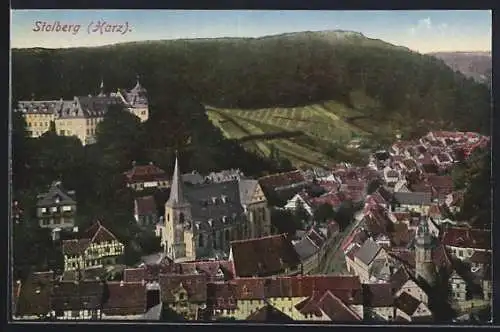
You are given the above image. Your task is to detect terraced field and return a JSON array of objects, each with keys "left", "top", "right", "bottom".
[{"left": 206, "top": 96, "right": 377, "bottom": 167}]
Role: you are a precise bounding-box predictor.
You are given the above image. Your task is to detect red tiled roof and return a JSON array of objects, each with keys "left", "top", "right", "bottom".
[
  {"left": 62, "top": 238, "right": 91, "bottom": 255},
  {"left": 392, "top": 212, "right": 410, "bottom": 222},
  {"left": 123, "top": 267, "right": 146, "bottom": 283},
  {"left": 258, "top": 170, "right": 306, "bottom": 190},
  {"left": 135, "top": 196, "right": 157, "bottom": 216},
  {"left": 432, "top": 245, "right": 454, "bottom": 274},
  {"left": 230, "top": 234, "right": 301, "bottom": 277},
  {"left": 159, "top": 273, "right": 207, "bottom": 303},
  {"left": 390, "top": 222, "right": 413, "bottom": 247},
  {"left": 104, "top": 282, "right": 147, "bottom": 316},
  {"left": 315, "top": 291, "right": 362, "bottom": 322},
  {"left": 295, "top": 292, "right": 325, "bottom": 318},
  {"left": 178, "top": 260, "right": 234, "bottom": 280},
  {"left": 123, "top": 164, "right": 168, "bottom": 184},
  {"left": 233, "top": 275, "right": 362, "bottom": 304},
  {"left": 441, "top": 227, "right": 491, "bottom": 250},
  {"left": 206, "top": 282, "right": 238, "bottom": 310},
  {"left": 83, "top": 221, "right": 119, "bottom": 244}
]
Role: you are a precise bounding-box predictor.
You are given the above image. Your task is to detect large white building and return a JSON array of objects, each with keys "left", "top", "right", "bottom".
[{"left": 16, "top": 77, "right": 149, "bottom": 145}]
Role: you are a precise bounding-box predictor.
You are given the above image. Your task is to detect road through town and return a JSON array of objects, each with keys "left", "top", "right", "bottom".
[{"left": 319, "top": 210, "right": 365, "bottom": 274}]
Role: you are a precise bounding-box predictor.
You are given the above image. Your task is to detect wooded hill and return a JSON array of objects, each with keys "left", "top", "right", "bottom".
[{"left": 12, "top": 30, "right": 491, "bottom": 135}]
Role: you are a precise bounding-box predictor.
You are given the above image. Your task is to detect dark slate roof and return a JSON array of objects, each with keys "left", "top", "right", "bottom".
[
  {"left": 185, "top": 180, "right": 244, "bottom": 223},
  {"left": 17, "top": 100, "right": 64, "bottom": 114},
  {"left": 182, "top": 172, "right": 205, "bottom": 185},
  {"left": 293, "top": 236, "right": 319, "bottom": 260},
  {"left": 394, "top": 292, "right": 421, "bottom": 316},
  {"left": 75, "top": 95, "right": 123, "bottom": 117},
  {"left": 354, "top": 239, "right": 381, "bottom": 266},
  {"left": 36, "top": 181, "right": 76, "bottom": 207},
  {"left": 362, "top": 283, "right": 394, "bottom": 307},
  {"left": 394, "top": 192, "right": 432, "bottom": 205}
]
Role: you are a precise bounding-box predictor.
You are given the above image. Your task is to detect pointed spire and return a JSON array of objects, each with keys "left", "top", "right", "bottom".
[
  {"left": 98, "top": 78, "right": 105, "bottom": 97},
  {"left": 166, "top": 151, "right": 187, "bottom": 207}
]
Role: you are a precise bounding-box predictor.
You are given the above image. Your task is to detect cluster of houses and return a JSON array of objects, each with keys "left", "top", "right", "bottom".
[{"left": 12, "top": 130, "right": 491, "bottom": 322}]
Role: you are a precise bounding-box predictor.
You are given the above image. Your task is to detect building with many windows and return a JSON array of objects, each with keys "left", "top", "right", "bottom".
[
  {"left": 15, "top": 77, "right": 149, "bottom": 145},
  {"left": 36, "top": 181, "right": 77, "bottom": 230},
  {"left": 62, "top": 221, "right": 124, "bottom": 271}
]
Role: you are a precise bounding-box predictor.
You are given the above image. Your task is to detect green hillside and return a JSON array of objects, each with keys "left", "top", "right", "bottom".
[{"left": 12, "top": 30, "right": 491, "bottom": 166}]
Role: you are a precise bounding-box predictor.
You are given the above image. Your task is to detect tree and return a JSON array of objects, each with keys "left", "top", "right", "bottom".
[
  {"left": 270, "top": 208, "right": 302, "bottom": 236},
  {"left": 366, "top": 178, "right": 384, "bottom": 195},
  {"left": 313, "top": 203, "right": 335, "bottom": 224}
]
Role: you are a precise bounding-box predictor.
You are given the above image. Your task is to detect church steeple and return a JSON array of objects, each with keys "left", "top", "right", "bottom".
[
  {"left": 166, "top": 152, "right": 187, "bottom": 207},
  {"left": 98, "top": 78, "right": 105, "bottom": 97}
]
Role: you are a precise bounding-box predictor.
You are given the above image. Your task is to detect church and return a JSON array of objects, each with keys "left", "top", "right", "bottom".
[{"left": 160, "top": 155, "right": 272, "bottom": 262}]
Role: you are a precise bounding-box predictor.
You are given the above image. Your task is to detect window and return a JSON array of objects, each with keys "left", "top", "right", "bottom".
[
  {"left": 179, "top": 213, "right": 185, "bottom": 223},
  {"left": 51, "top": 207, "right": 58, "bottom": 212},
  {"left": 458, "top": 250, "right": 464, "bottom": 257},
  {"left": 225, "top": 229, "right": 230, "bottom": 242},
  {"left": 62, "top": 206, "right": 72, "bottom": 212},
  {"left": 199, "top": 234, "right": 204, "bottom": 247},
  {"left": 41, "top": 207, "right": 47, "bottom": 213},
  {"left": 59, "top": 130, "right": 65, "bottom": 135},
  {"left": 39, "top": 122, "right": 43, "bottom": 127}
]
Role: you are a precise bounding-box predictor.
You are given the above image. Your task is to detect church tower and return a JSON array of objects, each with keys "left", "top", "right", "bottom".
[
  {"left": 98, "top": 78, "right": 105, "bottom": 97},
  {"left": 162, "top": 153, "right": 194, "bottom": 261},
  {"left": 415, "top": 218, "right": 436, "bottom": 286}
]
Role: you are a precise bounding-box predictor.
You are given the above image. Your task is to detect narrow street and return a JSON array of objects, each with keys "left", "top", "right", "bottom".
[{"left": 319, "top": 210, "right": 365, "bottom": 274}]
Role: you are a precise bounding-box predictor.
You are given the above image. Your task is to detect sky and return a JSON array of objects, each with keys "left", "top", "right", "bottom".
[{"left": 11, "top": 10, "right": 491, "bottom": 53}]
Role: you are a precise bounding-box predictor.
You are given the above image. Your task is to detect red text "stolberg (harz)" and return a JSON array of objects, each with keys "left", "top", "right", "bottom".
[{"left": 32, "top": 21, "right": 81, "bottom": 35}]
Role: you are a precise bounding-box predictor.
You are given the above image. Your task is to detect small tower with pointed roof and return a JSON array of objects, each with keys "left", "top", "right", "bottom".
[
  {"left": 98, "top": 78, "right": 105, "bottom": 97},
  {"left": 162, "top": 152, "right": 194, "bottom": 261},
  {"left": 415, "top": 218, "right": 436, "bottom": 286}
]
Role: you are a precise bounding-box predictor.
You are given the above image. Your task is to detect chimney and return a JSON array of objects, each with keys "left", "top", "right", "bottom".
[{"left": 120, "top": 280, "right": 124, "bottom": 287}]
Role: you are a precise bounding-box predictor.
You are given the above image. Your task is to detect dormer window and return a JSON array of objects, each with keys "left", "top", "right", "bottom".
[
  {"left": 54, "top": 196, "right": 60, "bottom": 204},
  {"left": 212, "top": 197, "right": 217, "bottom": 204},
  {"left": 221, "top": 195, "right": 227, "bottom": 203}
]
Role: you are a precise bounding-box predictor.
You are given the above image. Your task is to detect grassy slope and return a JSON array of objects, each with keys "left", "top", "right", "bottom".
[{"left": 206, "top": 90, "right": 382, "bottom": 167}]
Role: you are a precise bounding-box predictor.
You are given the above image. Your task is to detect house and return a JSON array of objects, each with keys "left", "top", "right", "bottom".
[
  {"left": 449, "top": 270, "right": 468, "bottom": 302},
  {"left": 62, "top": 221, "right": 125, "bottom": 271},
  {"left": 209, "top": 275, "right": 364, "bottom": 322},
  {"left": 134, "top": 196, "right": 158, "bottom": 227},
  {"left": 229, "top": 234, "right": 301, "bottom": 277},
  {"left": 444, "top": 191, "right": 464, "bottom": 213},
  {"left": 394, "top": 179, "right": 411, "bottom": 193},
  {"left": 394, "top": 292, "right": 433, "bottom": 322},
  {"left": 362, "top": 283, "right": 394, "bottom": 321},
  {"left": 36, "top": 181, "right": 77, "bottom": 230},
  {"left": 383, "top": 167, "right": 400, "bottom": 186},
  {"left": 351, "top": 239, "right": 388, "bottom": 283},
  {"left": 441, "top": 227, "right": 491, "bottom": 261},
  {"left": 177, "top": 260, "right": 235, "bottom": 282},
  {"left": 293, "top": 234, "right": 322, "bottom": 275},
  {"left": 123, "top": 162, "right": 170, "bottom": 191},
  {"left": 284, "top": 192, "right": 314, "bottom": 216},
  {"left": 432, "top": 153, "right": 454, "bottom": 168},
  {"left": 390, "top": 266, "right": 428, "bottom": 305},
  {"left": 258, "top": 170, "right": 308, "bottom": 203},
  {"left": 159, "top": 273, "right": 208, "bottom": 321},
  {"left": 392, "top": 192, "right": 433, "bottom": 214}
]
